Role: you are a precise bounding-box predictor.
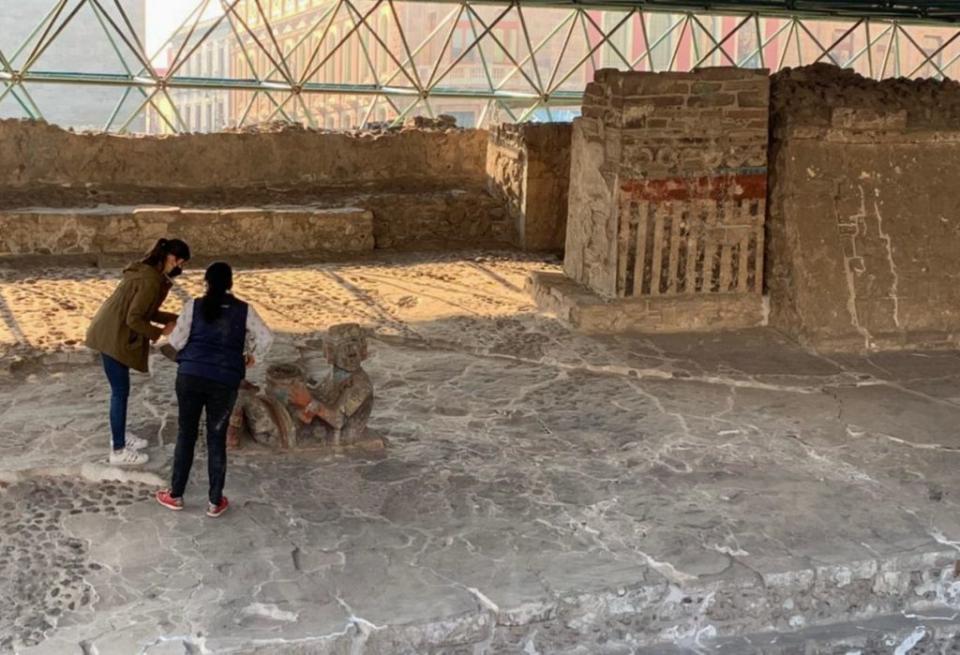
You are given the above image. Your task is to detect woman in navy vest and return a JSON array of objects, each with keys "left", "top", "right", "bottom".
[{"left": 155, "top": 262, "right": 273, "bottom": 518}]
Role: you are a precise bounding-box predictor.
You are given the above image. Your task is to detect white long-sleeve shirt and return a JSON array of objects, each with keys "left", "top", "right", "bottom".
[{"left": 167, "top": 296, "right": 274, "bottom": 361}]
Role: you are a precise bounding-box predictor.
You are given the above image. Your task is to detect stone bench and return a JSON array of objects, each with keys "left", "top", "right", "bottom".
[{"left": 0, "top": 205, "right": 375, "bottom": 257}]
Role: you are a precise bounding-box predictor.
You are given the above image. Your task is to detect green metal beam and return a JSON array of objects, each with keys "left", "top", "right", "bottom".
[
  {"left": 0, "top": 70, "right": 583, "bottom": 102},
  {"left": 389, "top": 0, "right": 960, "bottom": 25}
]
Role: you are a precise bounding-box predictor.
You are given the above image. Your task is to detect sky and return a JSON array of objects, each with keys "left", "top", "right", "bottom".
[{"left": 145, "top": 0, "right": 223, "bottom": 57}]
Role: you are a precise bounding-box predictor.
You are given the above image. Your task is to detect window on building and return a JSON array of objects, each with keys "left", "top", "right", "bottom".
[
  {"left": 831, "top": 28, "right": 854, "bottom": 66},
  {"left": 378, "top": 15, "right": 390, "bottom": 70},
  {"left": 924, "top": 35, "right": 945, "bottom": 76},
  {"left": 737, "top": 27, "right": 760, "bottom": 68},
  {"left": 452, "top": 28, "right": 465, "bottom": 57},
  {"left": 874, "top": 44, "right": 889, "bottom": 75},
  {"left": 493, "top": 25, "right": 519, "bottom": 64},
  {"left": 328, "top": 27, "right": 339, "bottom": 81}
]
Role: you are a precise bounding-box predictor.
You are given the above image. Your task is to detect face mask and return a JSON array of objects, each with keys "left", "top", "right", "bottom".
[{"left": 168, "top": 266, "right": 183, "bottom": 279}]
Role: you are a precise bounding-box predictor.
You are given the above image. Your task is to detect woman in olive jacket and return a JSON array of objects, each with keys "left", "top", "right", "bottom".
[{"left": 86, "top": 238, "right": 191, "bottom": 466}]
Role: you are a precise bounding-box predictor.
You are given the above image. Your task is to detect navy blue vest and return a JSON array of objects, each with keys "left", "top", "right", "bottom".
[{"left": 177, "top": 296, "right": 248, "bottom": 387}]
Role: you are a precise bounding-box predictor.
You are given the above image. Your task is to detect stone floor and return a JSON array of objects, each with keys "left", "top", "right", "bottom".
[{"left": 4, "top": 253, "right": 960, "bottom": 654}]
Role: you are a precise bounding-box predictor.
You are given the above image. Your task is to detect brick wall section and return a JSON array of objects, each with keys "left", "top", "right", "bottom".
[
  {"left": 565, "top": 68, "right": 769, "bottom": 306},
  {"left": 486, "top": 123, "right": 572, "bottom": 251}
]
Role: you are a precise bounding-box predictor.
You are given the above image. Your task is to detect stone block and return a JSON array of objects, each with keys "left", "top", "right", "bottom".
[
  {"left": 737, "top": 90, "right": 768, "bottom": 107},
  {"left": 688, "top": 93, "right": 736, "bottom": 108},
  {"left": 691, "top": 81, "right": 723, "bottom": 95},
  {"left": 527, "top": 271, "right": 766, "bottom": 333}
]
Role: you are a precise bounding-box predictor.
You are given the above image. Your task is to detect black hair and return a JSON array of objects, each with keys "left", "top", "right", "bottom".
[
  {"left": 200, "top": 262, "right": 233, "bottom": 322},
  {"left": 142, "top": 238, "right": 191, "bottom": 268}
]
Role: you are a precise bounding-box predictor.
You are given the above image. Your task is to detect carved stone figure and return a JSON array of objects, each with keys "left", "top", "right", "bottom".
[{"left": 226, "top": 323, "right": 376, "bottom": 451}]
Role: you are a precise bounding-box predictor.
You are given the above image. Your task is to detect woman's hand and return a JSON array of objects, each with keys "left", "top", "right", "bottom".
[
  {"left": 245, "top": 355, "right": 256, "bottom": 368},
  {"left": 161, "top": 321, "right": 176, "bottom": 337}
]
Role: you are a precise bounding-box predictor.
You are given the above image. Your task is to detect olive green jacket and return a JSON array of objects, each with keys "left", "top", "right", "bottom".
[{"left": 85, "top": 262, "right": 178, "bottom": 372}]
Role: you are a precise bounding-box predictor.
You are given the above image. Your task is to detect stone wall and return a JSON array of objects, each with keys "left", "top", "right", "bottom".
[
  {"left": 767, "top": 65, "right": 960, "bottom": 351},
  {"left": 0, "top": 120, "right": 514, "bottom": 253},
  {"left": 0, "top": 120, "right": 487, "bottom": 196},
  {"left": 486, "top": 123, "right": 571, "bottom": 251},
  {"left": 560, "top": 68, "right": 768, "bottom": 330},
  {"left": 0, "top": 206, "right": 374, "bottom": 257}
]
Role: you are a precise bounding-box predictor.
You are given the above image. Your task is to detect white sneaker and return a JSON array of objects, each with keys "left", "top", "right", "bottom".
[
  {"left": 109, "top": 448, "right": 149, "bottom": 466},
  {"left": 124, "top": 434, "right": 149, "bottom": 450}
]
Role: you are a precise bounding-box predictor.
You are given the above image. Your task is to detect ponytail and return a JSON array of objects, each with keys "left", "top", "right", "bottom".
[
  {"left": 143, "top": 238, "right": 191, "bottom": 268},
  {"left": 200, "top": 262, "right": 233, "bottom": 322}
]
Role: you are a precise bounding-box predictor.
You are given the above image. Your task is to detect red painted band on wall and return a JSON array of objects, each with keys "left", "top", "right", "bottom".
[{"left": 621, "top": 174, "right": 767, "bottom": 202}]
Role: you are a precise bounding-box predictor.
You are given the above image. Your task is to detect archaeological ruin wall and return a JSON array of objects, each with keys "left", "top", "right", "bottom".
[
  {"left": 485, "top": 123, "right": 572, "bottom": 251},
  {"left": 532, "top": 67, "right": 770, "bottom": 333},
  {"left": 0, "top": 120, "right": 511, "bottom": 256},
  {"left": 767, "top": 65, "right": 960, "bottom": 351}
]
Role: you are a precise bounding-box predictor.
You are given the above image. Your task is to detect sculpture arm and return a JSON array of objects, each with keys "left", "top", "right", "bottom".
[
  {"left": 301, "top": 399, "right": 341, "bottom": 427},
  {"left": 333, "top": 374, "right": 373, "bottom": 418}
]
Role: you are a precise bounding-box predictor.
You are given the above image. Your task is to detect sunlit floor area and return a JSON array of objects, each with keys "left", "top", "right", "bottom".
[{"left": 3, "top": 253, "right": 960, "bottom": 654}]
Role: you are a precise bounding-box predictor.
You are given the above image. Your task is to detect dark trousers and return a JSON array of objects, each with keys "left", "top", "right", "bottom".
[
  {"left": 171, "top": 373, "right": 238, "bottom": 505},
  {"left": 101, "top": 354, "right": 130, "bottom": 451}
]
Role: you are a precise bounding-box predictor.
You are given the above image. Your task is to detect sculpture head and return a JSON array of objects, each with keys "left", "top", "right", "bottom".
[{"left": 324, "top": 323, "right": 368, "bottom": 372}]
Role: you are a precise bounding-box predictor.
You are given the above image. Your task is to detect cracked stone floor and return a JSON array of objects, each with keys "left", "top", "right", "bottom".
[{"left": 4, "top": 252, "right": 960, "bottom": 653}]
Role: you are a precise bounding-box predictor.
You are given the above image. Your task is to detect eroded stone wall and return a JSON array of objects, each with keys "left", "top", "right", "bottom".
[
  {"left": 0, "top": 120, "right": 487, "bottom": 196},
  {"left": 486, "top": 123, "right": 572, "bottom": 251},
  {"left": 562, "top": 68, "right": 768, "bottom": 330},
  {"left": 0, "top": 120, "right": 512, "bottom": 253},
  {"left": 767, "top": 65, "right": 960, "bottom": 351},
  {"left": 0, "top": 206, "right": 375, "bottom": 257}
]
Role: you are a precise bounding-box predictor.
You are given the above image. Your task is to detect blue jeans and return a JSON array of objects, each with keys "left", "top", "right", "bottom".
[{"left": 101, "top": 354, "right": 130, "bottom": 451}]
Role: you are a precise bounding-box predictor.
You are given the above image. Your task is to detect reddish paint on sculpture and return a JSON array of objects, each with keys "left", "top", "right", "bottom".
[{"left": 621, "top": 174, "right": 767, "bottom": 202}]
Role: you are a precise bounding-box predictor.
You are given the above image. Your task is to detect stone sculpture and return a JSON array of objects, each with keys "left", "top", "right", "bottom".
[{"left": 226, "top": 323, "right": 377, "bottom": 451}]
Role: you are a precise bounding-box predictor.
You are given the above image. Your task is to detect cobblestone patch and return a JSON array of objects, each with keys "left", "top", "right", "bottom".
[{"left": 0, "top": 477, "right": 151, "bottom": 650}]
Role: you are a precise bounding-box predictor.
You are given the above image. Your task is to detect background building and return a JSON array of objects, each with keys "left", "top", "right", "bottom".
[
  {"left": 5, "top": 0, "right": 958, "bottom": 133},
  {"left": 147, "top": 17, "right": 233, "bottom": 133}
]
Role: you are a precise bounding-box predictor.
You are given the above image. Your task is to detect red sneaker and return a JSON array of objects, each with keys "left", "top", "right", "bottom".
[
  {"left": 155, "top": 489, "right": 183, "bottom": 511},
  {"left": 207, "top": 496, "right": 229, "bottom": 518}
]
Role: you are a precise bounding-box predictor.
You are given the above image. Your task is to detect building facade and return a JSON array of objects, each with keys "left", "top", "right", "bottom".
[
  {"left": 147, "top": 17, "right": 233, "bottom": 133},
  {"left": 146, "top": 0, "right": 960, "bottom": 133}
]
